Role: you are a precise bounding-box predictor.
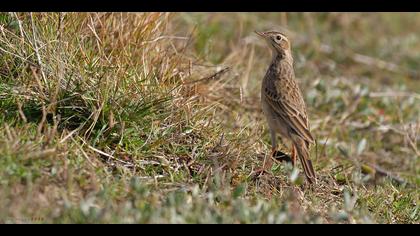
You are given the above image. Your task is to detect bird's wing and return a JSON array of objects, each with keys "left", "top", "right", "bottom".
[{"left": 264, "top": 76, "right": 315, "bottom": 144}]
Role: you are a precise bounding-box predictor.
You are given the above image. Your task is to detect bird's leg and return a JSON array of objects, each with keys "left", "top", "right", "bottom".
[
  {"left": 269, "top": 129, "right": 278, "bottom": 158},
  {"left": 263, "top": 129, "right": 277, "bottom": 171},
  {"left": 264, "top": 146, "right": 275, "bottom": 169},
  {"left": 291, "top": 144, "right": 297, "bottom": 167}
]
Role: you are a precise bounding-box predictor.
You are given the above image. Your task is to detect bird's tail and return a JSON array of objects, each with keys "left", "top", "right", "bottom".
[{"left": 293, "top": 138, "right": 317, "bottom": 184}]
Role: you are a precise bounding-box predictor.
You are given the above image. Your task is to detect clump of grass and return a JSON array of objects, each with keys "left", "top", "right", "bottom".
[{"left": 0, "top": 12, "right": 242, "bottom": 223}]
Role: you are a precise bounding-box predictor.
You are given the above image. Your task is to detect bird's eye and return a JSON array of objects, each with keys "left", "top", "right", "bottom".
[{"left": 276, "top": 35, "right": 282, "bottom": 41}]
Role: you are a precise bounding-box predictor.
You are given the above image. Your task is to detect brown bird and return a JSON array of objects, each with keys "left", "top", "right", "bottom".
[{"left": 255, "top": 30, "right": 316, "bottom": 184}]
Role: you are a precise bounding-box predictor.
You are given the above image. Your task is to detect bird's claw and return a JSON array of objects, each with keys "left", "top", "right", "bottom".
[{"left": 272, "top": 150, "right": 293, "bottom": 163}]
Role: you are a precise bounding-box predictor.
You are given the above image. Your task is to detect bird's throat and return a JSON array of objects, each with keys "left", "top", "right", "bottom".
[
  {"left": 270, "top": 51, "right": 294, "bottom": 75},
  {"left": 272, "top": 50, "right": 292, "bottom": 63}
]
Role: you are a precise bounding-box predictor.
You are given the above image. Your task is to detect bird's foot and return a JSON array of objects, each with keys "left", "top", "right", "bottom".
[{"left": 272, "top": 150, "right": 293, "bottom": 163}]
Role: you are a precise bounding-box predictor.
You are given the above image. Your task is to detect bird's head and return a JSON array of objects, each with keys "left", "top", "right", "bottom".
[{"left": 255, "top": 30, "right": 291, "bottom": 55}]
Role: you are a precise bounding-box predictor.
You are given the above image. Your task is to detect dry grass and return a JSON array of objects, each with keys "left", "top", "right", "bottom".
[{"left": 0, "top": 12, "right": 419, "bottom": 223}]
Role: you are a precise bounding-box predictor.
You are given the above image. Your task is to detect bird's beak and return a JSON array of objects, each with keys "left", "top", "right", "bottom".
[{"left": 254, "top": 31, "right": 266, "bottom": 38}]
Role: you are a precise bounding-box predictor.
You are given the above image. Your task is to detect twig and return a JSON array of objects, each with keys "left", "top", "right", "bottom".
[
  {"left": 30, "top": 13, "right": 48, "bottom": 89},
  {"left": 29, "top": 148, "right": 56, "bottom": 159},
  {"left": 140, "top": 35, "right": 189, "bottom": 45},
  {"left": 16, "top": 100, "right": 27, "bottom": 123},
  {"left": 36, "top": 105, "right": 47, "bottom": 138},
  {"left": 184, "top": 67, "right": 231, "bottom": 85},
  {"left": 352, "top": 53, "right": 400, "bottom": 73},
  {"left": 0, "top": 46, "right": 37, "bottom": 67},
  {"left": 60, "top": 128, "right": 81, "bottom": 144},
  {"left": 12, "top": 12, "right": 27, "bottom": 53},
  {"left": 369, "top": 91, "right": 420, "bottom": 100},
  {"left": 362, "top": 163, "right": 411, "bottom": 187},
  {"left": 319, "top": 43, "right": 418, "bottom": 79},
  {"left": 339, "top": 93, "right": 362, "bottom": 123},
  {"left": 87, "top": 144, "right": 136, "bottom": 167}
]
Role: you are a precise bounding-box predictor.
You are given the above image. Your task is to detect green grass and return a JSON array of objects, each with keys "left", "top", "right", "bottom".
[{"left": 0, "top": 12, "right": 419, "bottom": 223}]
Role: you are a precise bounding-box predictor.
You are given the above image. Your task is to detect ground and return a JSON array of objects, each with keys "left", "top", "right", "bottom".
[{"left": 0, "top": 12, "right": 419, "bottom": 223}]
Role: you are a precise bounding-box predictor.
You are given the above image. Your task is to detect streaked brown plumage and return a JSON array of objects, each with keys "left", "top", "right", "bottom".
[{"left": 255, "top": 30, "right": 316, "bottom": 184}]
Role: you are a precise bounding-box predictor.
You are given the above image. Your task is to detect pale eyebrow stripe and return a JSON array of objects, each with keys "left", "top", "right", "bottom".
[{"left": 278, "top": 34, "right": 286, "bottom": 42}]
